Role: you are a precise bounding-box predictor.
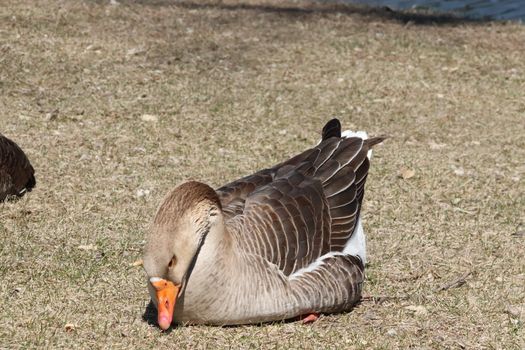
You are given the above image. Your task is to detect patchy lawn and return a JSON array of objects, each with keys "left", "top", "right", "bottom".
[{"left": 1, "top": 0, "right": 524, "bottom": 348}]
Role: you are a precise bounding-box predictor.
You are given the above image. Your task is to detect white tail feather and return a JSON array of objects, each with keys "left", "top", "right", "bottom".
[
  {"left": 342, "top": 217, "right": 366, "bottom": 264},
  {"left": 319, "top": 129, "right": 373, "bottom": 160},
  {"left": 341, "top": 129, "right": 373, "bottom": 160}
]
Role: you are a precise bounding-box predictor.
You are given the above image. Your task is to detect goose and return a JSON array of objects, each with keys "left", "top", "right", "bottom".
[
  {"left": 0, "top": 133, "right": 36, "bottom": 202},
  {"left": 143, "top": 118, "right": 384, "bottom": 328}
]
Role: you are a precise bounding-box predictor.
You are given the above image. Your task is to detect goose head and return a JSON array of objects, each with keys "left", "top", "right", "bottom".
[{"left": 143, "top": 181, "right": 223, "bottom": 330}]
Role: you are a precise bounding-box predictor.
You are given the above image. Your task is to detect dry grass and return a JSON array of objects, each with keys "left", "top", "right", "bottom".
[{"left": 1, "top": 0, "right": 524, "bottom": 348}]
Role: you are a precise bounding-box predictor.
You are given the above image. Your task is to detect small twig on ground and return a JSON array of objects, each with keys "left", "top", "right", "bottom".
[
  {"left": 436, "top": 271, "right": 472, "bottom": 292},
  {"left": 391, "top": 271, "right": 425, "bottom": 282},
  {"left": 361, "top": 295, "right": 410, "bottom": 305}
]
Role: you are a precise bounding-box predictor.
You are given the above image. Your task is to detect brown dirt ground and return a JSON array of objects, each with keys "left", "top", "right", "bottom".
[{"left": 1, "top": 0, "right": 524, "bottom": 348}]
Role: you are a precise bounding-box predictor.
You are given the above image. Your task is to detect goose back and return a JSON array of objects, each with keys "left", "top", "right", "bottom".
[{"left": 217, "top": 120, "right": 384, "bottom": 276}]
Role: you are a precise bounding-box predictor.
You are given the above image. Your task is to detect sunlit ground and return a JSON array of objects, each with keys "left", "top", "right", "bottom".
[{"left": 1, "top": 1, "right": 524, "bottom": 348}]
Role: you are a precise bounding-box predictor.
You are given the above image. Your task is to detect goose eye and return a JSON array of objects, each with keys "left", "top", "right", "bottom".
[{"left": 168, "top": 255, "right": 177, "bottom": 268}]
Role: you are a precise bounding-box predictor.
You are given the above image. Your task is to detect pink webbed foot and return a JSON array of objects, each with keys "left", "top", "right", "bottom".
[{"left": 301, "top": 313, "right": 320, "bottom": 324}]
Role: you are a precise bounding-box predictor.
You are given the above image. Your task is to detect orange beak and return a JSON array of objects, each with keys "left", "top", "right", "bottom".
[{"left": 150, "top": 278, "right": 180, "bottom": 330}]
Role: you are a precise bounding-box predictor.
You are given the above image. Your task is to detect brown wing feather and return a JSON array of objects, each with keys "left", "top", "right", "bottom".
[
  {"left": 290, "top": 253, "right": 364, "bottom": 314},
  {"left": 238, "top": 174, "right": 331, "bottom": 275},
  {"left": 0, "top": 134, "right": 35, "bottom": 201},
  {"left": 216, "top": 169, "right": 275, "bottom": 218},
  {"left": 223, "top": 120, "right": 384, "bottom": 275},
  {"left": 216, "top": 138, "right": 339, "bottom": 218}
]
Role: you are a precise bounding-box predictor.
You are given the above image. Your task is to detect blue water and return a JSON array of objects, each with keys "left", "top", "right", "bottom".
[{"left": 344, "top": 0, "right": 525, "bottom": 20}]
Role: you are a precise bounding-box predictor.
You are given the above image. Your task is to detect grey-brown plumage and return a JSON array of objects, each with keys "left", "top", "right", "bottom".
[
  {"left": 0, "top": 133, "right": 36, "bottom": 202},
  {"left": 143, "top": 119, "right": 385, "bottom": 325}
]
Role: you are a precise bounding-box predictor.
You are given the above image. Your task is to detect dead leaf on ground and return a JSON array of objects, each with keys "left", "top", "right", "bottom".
[
  {"left": 131, "top": 259, "right": 143, "bottom": 267},
  {"left": 126, "top": 46, "right": 146, "bottom": 56},
  {"left": 78, "top": 244, "right": 97, "bottom": 251},
  {"left": 428, "top": 140, "right": 447, "bottom": 150},
  {"left": 404, "top": 305, "right": 428, "bottom": 316},
  {"left": 505, "top": 305, "right": 523, "bottom": 318},
  {"left": 452, "top": 166, "right": 465, "bottom": 176},
  {"left": 64, "top": 323, "right": 77, "bottom": 332},
  {"left": 399, "top": 168, "right": 415, "bottom": 180},
  {"left": 386, "top": 328, "right": 397, "bottom": 336},
  {"left": 140, "top": 114, "right": 158, "bottom": 122},
  {"left": 135, "top": 189, "right": 151, "bottom": 199}
]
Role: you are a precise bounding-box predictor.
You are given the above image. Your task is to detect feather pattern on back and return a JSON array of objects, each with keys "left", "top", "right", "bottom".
[{"left": 217, "top": 121, "right": 384, "bottom": 276}]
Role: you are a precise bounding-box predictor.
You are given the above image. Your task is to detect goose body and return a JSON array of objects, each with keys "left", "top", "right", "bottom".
[
  {"left": 0, "top": 133, "right": 36, "bottom": 201},
  {"left": 143, "top": 119, "right": 384, "bottom": 327}
]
